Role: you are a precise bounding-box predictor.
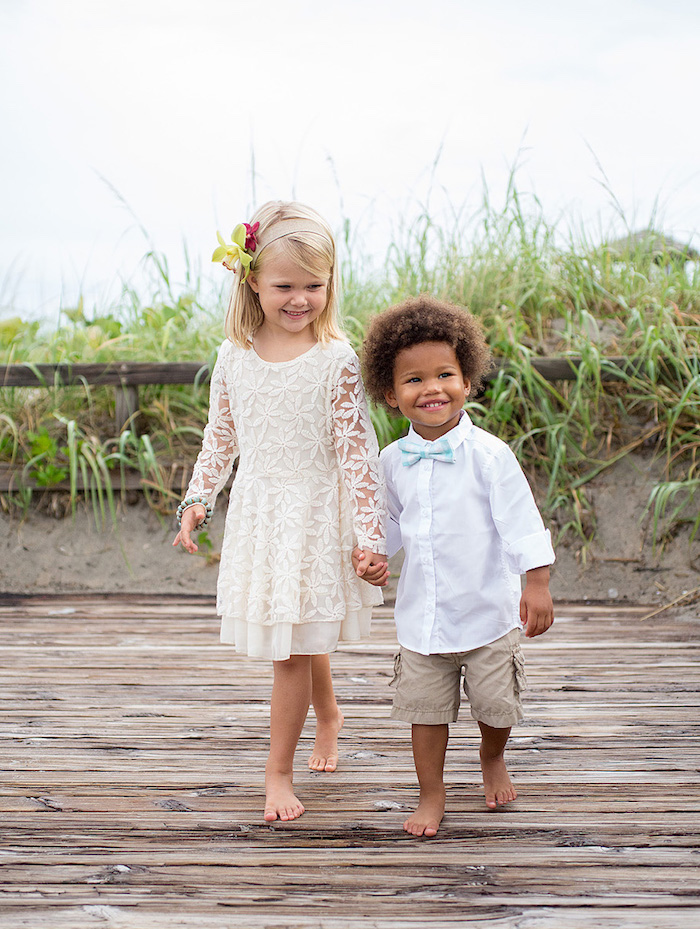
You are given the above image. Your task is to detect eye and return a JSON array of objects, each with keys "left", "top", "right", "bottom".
[
  {"left": 307, "top": 283, "right": 326, "bottom": 291},
  {"left": 406, "top": 376, "right": 421, "bottom": 383},
  {"left": 438, "top": 372, "right": 454, "bottom": 379}
]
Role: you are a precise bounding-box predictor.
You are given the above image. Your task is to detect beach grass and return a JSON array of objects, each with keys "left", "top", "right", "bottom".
[{"left": 1, "top": 184, "right": 698, "bottom": 547}]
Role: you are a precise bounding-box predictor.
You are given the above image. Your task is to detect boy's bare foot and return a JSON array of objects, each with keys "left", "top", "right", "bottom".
[
  {"left": 308, "top": 709, "right": 344, "bottom": 772},
  {"left": 480, "top": 751, "right": 517, "bottom": 809},
  {"left": 264, "top": 771, "right": 305, "bottom": 822},
  {"left": 403, "top": 787, "right": 446, "bottom": 837}
]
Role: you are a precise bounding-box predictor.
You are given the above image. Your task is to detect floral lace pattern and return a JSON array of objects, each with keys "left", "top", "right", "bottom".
[{"left": 186, "top": 338, "right": 385, "bottom": 660}]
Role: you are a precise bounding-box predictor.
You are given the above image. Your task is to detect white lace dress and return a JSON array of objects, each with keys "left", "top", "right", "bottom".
[{"left": 185, "top": 337, "right": 385, "bottom": 660}]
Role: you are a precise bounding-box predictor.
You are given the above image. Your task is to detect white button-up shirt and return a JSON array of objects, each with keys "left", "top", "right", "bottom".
[{"left": 381, "top": 412, "right": 555, "bottom": 656}]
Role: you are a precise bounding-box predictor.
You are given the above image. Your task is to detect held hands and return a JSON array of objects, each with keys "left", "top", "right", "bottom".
[
  {"left": 352, "top": 547, "right": 389, "bottom": 587},
  {"left": 172, "top": 504, "right": 207, "bottom": 554},
  {"left": 520, "top": 566, "right": 554, "bottom": 638}
]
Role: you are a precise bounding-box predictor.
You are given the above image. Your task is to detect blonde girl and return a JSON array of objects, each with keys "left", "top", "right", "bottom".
[{"left": 173, "top": 201, "right": 387, "bottom": 822}]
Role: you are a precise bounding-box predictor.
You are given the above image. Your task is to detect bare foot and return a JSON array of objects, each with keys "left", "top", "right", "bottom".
[
  {"left": 264, "top": 770, "right": 305, "bottom": 823},
  {"left": 480, "top": 751, "right": 517, "bottom": 810},
  {"left": 308, "top": 709, "right": 344, "bottom": 772},
  {"left": 403, "top": 787, "right": 446, "bottom": 837}
]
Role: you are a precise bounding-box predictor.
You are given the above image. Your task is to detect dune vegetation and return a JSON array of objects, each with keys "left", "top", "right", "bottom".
[{"left": 1, "top": 182, "right": 698, "bottom": 549}]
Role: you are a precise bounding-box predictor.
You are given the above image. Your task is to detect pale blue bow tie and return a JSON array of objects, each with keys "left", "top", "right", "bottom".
[{"left": 398, "top": 436, "right": 456, "bottom": 467}]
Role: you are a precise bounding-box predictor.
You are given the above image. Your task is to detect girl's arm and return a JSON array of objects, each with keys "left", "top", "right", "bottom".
[
  {"left": 174, "top": 343, "right": 239, "bottom": 552},
  {"left": 331, "top": 352, "right": 386, "bottom": 559}
]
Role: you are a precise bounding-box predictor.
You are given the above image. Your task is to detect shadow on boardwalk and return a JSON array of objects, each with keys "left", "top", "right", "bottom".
[{"left": 1, "top": 594, "right": 699, "bottom": 928}]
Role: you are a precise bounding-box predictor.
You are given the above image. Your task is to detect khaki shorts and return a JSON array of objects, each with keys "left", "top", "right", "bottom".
[{"left": 390, "top": 627, "right": 527, "bottom": 728}]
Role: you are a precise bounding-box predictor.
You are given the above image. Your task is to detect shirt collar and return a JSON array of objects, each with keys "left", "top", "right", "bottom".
[{"left": 406, "top": 410, "right": 474, "bottom": 450}]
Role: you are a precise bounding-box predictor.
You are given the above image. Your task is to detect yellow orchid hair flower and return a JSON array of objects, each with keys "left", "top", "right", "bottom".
[{"left": 212, "top": 222, "right": 260, "bottom": 282}]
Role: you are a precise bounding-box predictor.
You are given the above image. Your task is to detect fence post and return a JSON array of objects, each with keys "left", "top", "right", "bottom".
[{"left": 115, "top": 383, "right": 140, "bottom": 435}]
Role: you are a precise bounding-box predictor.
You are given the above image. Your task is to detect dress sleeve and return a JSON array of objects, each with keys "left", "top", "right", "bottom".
[
  {"left": 185, "top": 341, "right": 239, "bottom": 510},
  {"left": 331, "top": 350, "right": 386, "bottom": 552}
]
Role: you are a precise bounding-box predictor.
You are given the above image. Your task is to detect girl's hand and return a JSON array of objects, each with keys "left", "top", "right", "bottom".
[
  {"left": 352, "top": 547, "right": 389, "bottom": 587},
  {"left": 173, "top": 504, "right": 207, "bottom": 554}
]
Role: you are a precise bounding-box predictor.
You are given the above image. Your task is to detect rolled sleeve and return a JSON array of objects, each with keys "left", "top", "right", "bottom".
[{"left": 503, "top": 528, "right": 555, "bottom": 575}]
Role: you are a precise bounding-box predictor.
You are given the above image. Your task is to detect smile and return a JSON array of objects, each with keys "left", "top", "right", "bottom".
[
  {"left": 283, "top": 309, "right": 309, "bottom": 318},
  {"left": 418, "top": 400, "right": 448, "bottom": 409}
]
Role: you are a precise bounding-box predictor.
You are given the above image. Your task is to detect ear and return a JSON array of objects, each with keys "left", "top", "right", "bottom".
[
  {"left": 247, "top": 273, "right": 260, "bottom": 294},
  {"left": 385, "top": 388, "right": 399, "bottom": 409},
  {"left": 464, "top": 377, "right": 471, "bottom": 398}
]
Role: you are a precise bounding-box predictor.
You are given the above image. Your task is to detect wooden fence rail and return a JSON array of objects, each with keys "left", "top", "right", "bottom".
[
  {"left": 1, "top": 356, "right": 636, "bottom": 432},
  {"left": 1, "top": 362, "right": 212, "bottom": 436},
  {"left": 0, "top": 356, "right": 642, "bottom": 495}
]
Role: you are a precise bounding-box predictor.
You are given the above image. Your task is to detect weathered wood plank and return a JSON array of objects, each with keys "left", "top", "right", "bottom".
[
  {"left": 0, "top": 594, "right": 699, "bottom": 929},
  {"left": 0, "top": 357, "right": 640, "bottom": 389},
  {"left": 0, "top": 362, "right": 211, "bottom": 388}
]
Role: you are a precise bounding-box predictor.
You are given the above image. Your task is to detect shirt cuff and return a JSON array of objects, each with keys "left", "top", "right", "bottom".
[{"left": 503, "top": 529, "right": 555, "bottom": 575}]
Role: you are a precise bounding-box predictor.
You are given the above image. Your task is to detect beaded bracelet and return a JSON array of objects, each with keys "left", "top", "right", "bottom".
[{"left": 176, "top": 494, "right": 213, "bottom": 528}]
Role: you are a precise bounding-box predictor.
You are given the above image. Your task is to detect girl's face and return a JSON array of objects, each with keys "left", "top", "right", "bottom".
[
  {"left": 248, "top": 251, "right": 329, "bottom": 341},
  {"left": 385, "top": 341, "right": 470, "bottom": 441}
]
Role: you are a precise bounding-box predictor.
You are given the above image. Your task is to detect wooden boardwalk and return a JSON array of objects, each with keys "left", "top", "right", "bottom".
[{"left": 1, "top": 593, "right": 699, "bottom": 928}]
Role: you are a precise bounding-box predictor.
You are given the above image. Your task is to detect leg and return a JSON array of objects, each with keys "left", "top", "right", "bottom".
[
  {"left": 478, "top": 722, "right": 517, "bottom": 809},
  {"left": 265, "top": 655, "right": 312, "bottom": 822},
  {"left": 404, "top": 723, "right": 449, "bottom": 837},
  {"left": 462, "top": 630, "right": 523, "bottom": 811},
  {"left": 308, "top": 653, "right": 344, "bottom": 772}
]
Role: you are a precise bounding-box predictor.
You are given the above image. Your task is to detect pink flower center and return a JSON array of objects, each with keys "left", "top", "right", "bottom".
[{"left": 244, "top": 222, "right": 260, "bottom": 252}]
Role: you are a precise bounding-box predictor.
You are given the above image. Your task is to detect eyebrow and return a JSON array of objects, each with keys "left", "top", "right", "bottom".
[{"left": 398, "top": 364, "right": 460, "bottom": 376}]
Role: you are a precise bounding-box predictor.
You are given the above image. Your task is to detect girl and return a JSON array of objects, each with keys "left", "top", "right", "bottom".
[{"left": 173, "top": 201, "right": 387, "bottom": 823}]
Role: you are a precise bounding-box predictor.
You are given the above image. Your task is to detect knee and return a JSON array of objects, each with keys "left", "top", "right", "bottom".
[{"left": 274, "top": 654, "right": 312, "bottom": 676}]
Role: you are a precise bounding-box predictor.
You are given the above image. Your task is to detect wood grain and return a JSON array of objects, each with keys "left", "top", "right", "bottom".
[{"left": 1, "top": 593, "right": 699, "bottom": 928}]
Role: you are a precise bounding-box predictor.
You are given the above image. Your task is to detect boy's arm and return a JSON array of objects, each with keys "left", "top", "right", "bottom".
[
  {"left": 489, "top": 445, "right": 555, "bottom": 573},
  {"left": 520, "top": 565, "right": 554, "bottom": 637}
]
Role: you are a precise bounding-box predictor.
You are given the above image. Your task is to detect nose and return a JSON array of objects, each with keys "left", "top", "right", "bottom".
[
  {"left": 289, "top": 290, "right": 307, "bottom": 307},
  {"left": 424, "top": 378, "right": 441, "bottom": 393}
]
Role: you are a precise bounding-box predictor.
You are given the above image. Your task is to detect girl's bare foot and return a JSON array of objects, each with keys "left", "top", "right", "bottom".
[
  {"left": 403, "top": 786, "right": 446, "bottom": 837},
  {"left": 480, "top": 751, "right": 517, "bottom": 809},
  {"left": 264, "top": 770, "right": 305, "bottom": 822},
  {"left": 308, "top": 709, "right": 344, "bottom": 772}
]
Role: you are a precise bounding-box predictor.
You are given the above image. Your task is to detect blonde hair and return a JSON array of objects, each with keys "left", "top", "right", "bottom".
[{"left": 224, "top": 201, "right": 345, "bottom": 347}]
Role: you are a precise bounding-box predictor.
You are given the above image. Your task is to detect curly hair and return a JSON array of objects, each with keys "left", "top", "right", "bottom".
[{"left": 362, "top": 295, "right": 492, "bottom": 413}]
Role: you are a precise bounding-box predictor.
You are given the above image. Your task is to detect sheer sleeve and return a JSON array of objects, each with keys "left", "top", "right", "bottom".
[
  {"left": 331, "top": 352, "right": 386, "bottom": 552},
  {"left": 185, "top": 341, "right": 239, "bottom": 509}
]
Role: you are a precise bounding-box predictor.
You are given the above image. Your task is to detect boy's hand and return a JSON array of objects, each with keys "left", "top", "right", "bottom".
[
  {"left": 173, "top": 504, "right": 207, "bottom": 554},
  {"left": 352, "top": 547, "right": 389, "bottom": 587},
  {"left": 520, "top": 566, "right": 554, "bottom": 638}
]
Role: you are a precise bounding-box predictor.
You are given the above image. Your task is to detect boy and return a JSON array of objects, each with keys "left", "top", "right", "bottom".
[{"left": 355, "top": 295, "right": 555, "bottom": 838}]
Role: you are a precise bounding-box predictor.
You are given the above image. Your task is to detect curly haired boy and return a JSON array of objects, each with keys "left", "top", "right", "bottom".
[{"left": 356, "top": 295, "right": 555, "bottom": 837}]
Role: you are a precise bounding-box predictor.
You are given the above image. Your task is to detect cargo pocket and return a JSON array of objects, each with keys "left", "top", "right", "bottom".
[
  {"left": 512, "top": 644, "right": 527, "bottom": 695},
  {"left": 389, "top": 652, "right": 402, "bottom": 687}
]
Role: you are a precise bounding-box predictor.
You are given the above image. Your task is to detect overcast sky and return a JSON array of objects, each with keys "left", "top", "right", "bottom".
[{"left": 1, "top": 0, "right": 699, "bottom": 321}]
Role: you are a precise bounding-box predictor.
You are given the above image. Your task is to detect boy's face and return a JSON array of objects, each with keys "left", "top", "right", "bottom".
[{"left": 385, "top": 341, "right": 470, "bottom": 441}]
